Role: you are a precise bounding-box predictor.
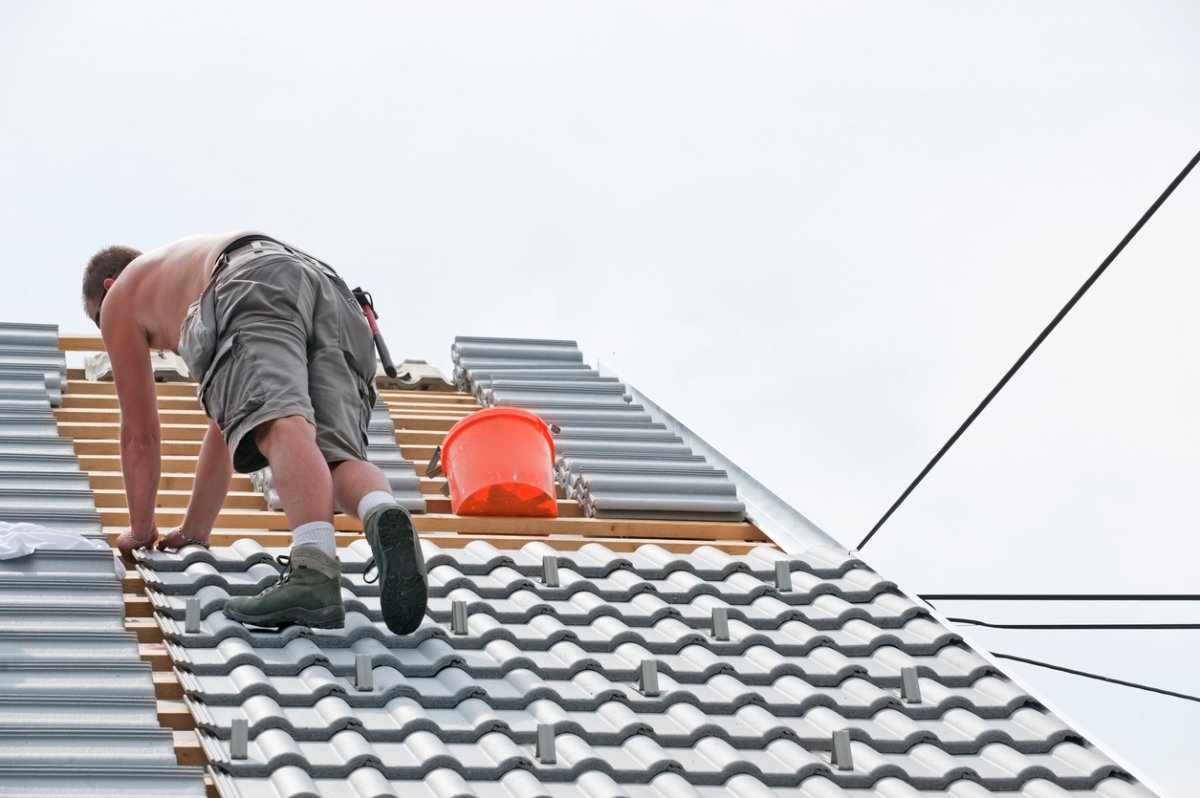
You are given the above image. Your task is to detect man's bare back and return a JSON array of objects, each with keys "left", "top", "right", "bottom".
[
  {"left": 83, "top": 229, "right": 262, "bottom": 560},
  {"left": 94, "top": 229, "right": 262, "bottom": 352}
]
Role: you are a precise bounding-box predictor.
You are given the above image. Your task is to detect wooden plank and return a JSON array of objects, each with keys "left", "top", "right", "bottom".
[
  {"left": 414, "top": 513, "right": 767, "bottom": 541},
  {"left": 154, "top": 671, "right": 184, "bottom": 700},
  {"left": 59, "top": 334, "right": 105, "bottom": 351},
  {"left": 174, "top": 731, "right": 208, "bottom": 767},
  {"left": 94, "top": 488, "right": 265, "bottom": 510},
  {"left": 139, "top": 643, "right": 173, "bottom": 672},
  {"left": 77, "top": 440, "right": 202, "bottom": 456},
  {"left": 378, "top": 390, "right": 475, "bottom": 403},
  {"left": 124, "top": 593, "right": 153, "bottom": 617},
  {"left": 57, "top": 408, "right": 209, "bottom": 424},
  {"left": 63, "top": 393, "right": 201, "bottom": 411},
  {"left": 80, "top": 454, "right": 202, "bottom": 471},
  {"left": 105, "top": 526, "right": 766, "bottom": 554},
  {"left": 388, "top": 404, "right": 478, "bottom": 416},
  {"left": 389, "top": 415, "right": 468, "bottom": 432},
  {"left": 127, "top": 617, "right": 163, "bottom": 644},
  {"left": 91, "top": 471, "right": 256, "bottom": 492},
  {"left": 156, "top": 700, "right": 194, "bottom": 731},
  {"left": 389, "top": 403, "right": 478, "bottom": 413},
  {"left": 101, "top": 508, "right": 766, "bottom": 542},
  {"left": 393, "top": 429, "right": 449, "bottom": 445},
  {"left": 60, "top": 422, "right": 209, "bottom": 442},
  {"left": 65, "top": 379, "right": 200, "bottom": 397}
]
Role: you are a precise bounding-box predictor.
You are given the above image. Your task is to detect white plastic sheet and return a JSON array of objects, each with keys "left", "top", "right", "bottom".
[{"left": 0, "top": 521, "right": 125, "bottom": 578}]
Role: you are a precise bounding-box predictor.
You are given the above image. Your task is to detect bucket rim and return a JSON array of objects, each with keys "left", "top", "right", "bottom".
[{"left": 442, "top": 406, "right": 556, "bottom": 464}]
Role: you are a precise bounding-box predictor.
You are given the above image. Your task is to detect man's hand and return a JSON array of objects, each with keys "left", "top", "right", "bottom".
[
  {"left": 117, "top": 526, "right": 159, "bottom": 563},
  {"left": 157, "top": 525, "right": 212, "bottom": 551}
]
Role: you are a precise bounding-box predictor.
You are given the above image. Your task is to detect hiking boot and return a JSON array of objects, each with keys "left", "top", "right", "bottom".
[
  {"left": 223, "top": 545, "right": 345, "bottom": 629},
  {"left": 363, "top": 504, "right": 427, "bottom": 634}
]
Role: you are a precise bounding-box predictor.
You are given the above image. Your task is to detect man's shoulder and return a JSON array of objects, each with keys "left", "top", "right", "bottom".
[{"left": 131, "top": 231, "right": 266, "bottom": 279}]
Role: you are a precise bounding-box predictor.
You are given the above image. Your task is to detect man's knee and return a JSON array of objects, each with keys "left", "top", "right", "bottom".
[{"left": 254, "top": 415, "right": 316, "bottom": 454}]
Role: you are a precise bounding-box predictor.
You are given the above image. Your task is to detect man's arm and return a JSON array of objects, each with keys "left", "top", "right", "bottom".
[
  {"left": 103, "top": 301, "right": 161, "bottom": 553},
  {"left": 168, "top": 419, "right": 232, "bottom": 544}
]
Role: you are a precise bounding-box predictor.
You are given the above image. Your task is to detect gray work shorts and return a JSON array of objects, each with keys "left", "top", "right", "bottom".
[{"left": 180, "top": 253, "right": 377, "bottom": 473}]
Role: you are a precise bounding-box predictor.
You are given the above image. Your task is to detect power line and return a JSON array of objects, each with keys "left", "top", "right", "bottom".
[
  {"left": 951, "top": 616, "right": 1200, "bottom": 630},
  {"left": 922, "top": 593, "right": 1200, "bottom": 602},
  {"left": 992, "top": 651, "right": 1200, "bottom": 704},
  {"left": 858, "top": 147, "right": 1200, "bottom": 551}
]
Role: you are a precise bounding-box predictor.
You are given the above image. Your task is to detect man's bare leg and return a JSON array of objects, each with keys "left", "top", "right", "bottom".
[
  {"left": 222, "top": 414, "right": 344, "bottom": 629},
  {"left": 255, "top": 416, "right": 334, "bottom": 528},
  {"left": 331, "top": 459, "right": 393, "bottom": 519},
  {"left": 331, "top": 458, "right": 426, "bottom": 635}
]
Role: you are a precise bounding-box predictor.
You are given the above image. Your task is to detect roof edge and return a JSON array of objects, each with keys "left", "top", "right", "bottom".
[
  {"left": 913, "top": 597, "right": 1170, "bottom": 797},
  {"left": 598, "top": 360, "right": 839, "bottom": 554}
]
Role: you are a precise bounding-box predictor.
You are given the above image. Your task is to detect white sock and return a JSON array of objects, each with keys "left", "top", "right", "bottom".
[
  {"left": 292, "top": 521, "right": 336, "bottom": 558},
  {"left": 357, "top": 490, "right": 397, "bottom": 522}
]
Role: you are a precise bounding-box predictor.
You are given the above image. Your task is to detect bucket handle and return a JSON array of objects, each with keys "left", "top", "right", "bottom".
[{"left": 425, "top": 445, "right": 444, "bottom": 478}]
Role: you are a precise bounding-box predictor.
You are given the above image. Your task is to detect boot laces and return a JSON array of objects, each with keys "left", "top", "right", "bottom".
[
  {"left": 262, "top": 555, "right": 295, "bottom": 594},
  {"left": 363, "top": 558, "right": 379, "bottom": 584}
]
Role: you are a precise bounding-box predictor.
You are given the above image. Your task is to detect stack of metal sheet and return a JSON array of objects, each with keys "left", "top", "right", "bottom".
[
  {"left": 136, "top": 539, "right": 1151, "bottom": 798},
  {"left": 251, "top": 396, "right": 426, "bottom": 515},
  {"left": 0, "top": 323, "right": 101, "bottom": 537},
  {"left": 0, "top": 548, "right": 205, "bottom": 796},
  {"left": 452, "top": 336, "right": 746, "bottom": 522},
  {"left": 0, "top": 322, "right": 67, "bottom": 407}
]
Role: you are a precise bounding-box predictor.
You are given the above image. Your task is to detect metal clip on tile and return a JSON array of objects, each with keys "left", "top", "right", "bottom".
[
  {"left": 535, "top": 724, "right": 556, "bottom": 764},
  {"left": 230, "top": 718, "right": 249, "bottom": 760},
  {"left": 542, "top": 556, "right": 560, "bottom": 587},
  {"left": 355, "top": 654, "right": 373, "bottom": 692},
  {"left": 774, "top": 561, "right": 792, "bottom": 591},
  {"left": 900, "top": 666, "right": 922, "bottom": 703},
  {"left": 185, "top": 597, "right": 201, "bottom": 633},
  {"left": 711, "top": 607, "right": 730, "bottom": 641},
  {"left": 450, "top": 600, "right": 469, "bottom": 635},
  {"left": 830, "top": 729, "right": 853, "bottom": 770},
  {"left": 639, "top": 660, "right": 660, "bottom": 697}
]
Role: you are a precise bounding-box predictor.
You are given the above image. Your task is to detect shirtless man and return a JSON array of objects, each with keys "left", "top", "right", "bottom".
[{"left": 81, "top": 231, "right": 427, "bottom": 634}]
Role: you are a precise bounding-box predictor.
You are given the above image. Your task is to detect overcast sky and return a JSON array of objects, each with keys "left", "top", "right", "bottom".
[{"left": 2, "top": 2, "right": 1198, "bottom": 794}]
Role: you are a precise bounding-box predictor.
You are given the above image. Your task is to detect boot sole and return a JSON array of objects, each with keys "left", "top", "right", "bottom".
[
  {"left": 371, "top": 506, "right": 427, "bottom": 634},
  {"left": 223, "top": 603, "right": 345, "bottom": 630}
]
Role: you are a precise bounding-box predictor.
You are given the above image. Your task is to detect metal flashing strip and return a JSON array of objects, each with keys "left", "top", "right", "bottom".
[{"left": 600, "top": 361, "right": 838, "bottom": 554}]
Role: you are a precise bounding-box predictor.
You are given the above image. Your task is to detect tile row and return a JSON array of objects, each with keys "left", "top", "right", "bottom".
[
  {"left": 180, "top": 666, "right": 1033, "bottom": 719},
  {"left": 140, "top": 540, "right": 863, "bottom": 581},
  {"left": 199, "top": 726, "right": 1126, "bottom": 790}
]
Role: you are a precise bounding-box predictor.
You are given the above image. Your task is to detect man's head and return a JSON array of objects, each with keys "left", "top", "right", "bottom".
[{"left": 82, "top": 245, "right": 142, "bottom": 328}]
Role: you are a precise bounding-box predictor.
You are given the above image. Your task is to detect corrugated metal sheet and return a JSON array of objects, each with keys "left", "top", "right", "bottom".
[
  {"left": 252, "top": 397, "right": 426, "bottom": 514},
  {"left": 0, "top": 548, "right": 206, "bottom": 796},
  {"left": 0, "top": 324, "right": 100, "bottom": 537},
  {"left": 138, "top": 539, "right": 1153, "bottom": 798},
  {"left": 0, "top": 323, "right": 67, "bottom": 406},
  {"left": 452, "top": 336, "right": 746, "bottom": 522}
]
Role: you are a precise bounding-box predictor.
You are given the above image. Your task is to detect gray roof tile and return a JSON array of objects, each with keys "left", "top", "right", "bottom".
[{"left": 139, "top": 540, "right": 1150, "bottom": 797}]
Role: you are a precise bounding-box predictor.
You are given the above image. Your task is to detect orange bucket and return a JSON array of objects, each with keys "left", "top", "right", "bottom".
[{"left": 441, "top": 407, "right": 558, "bottom": 517}]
